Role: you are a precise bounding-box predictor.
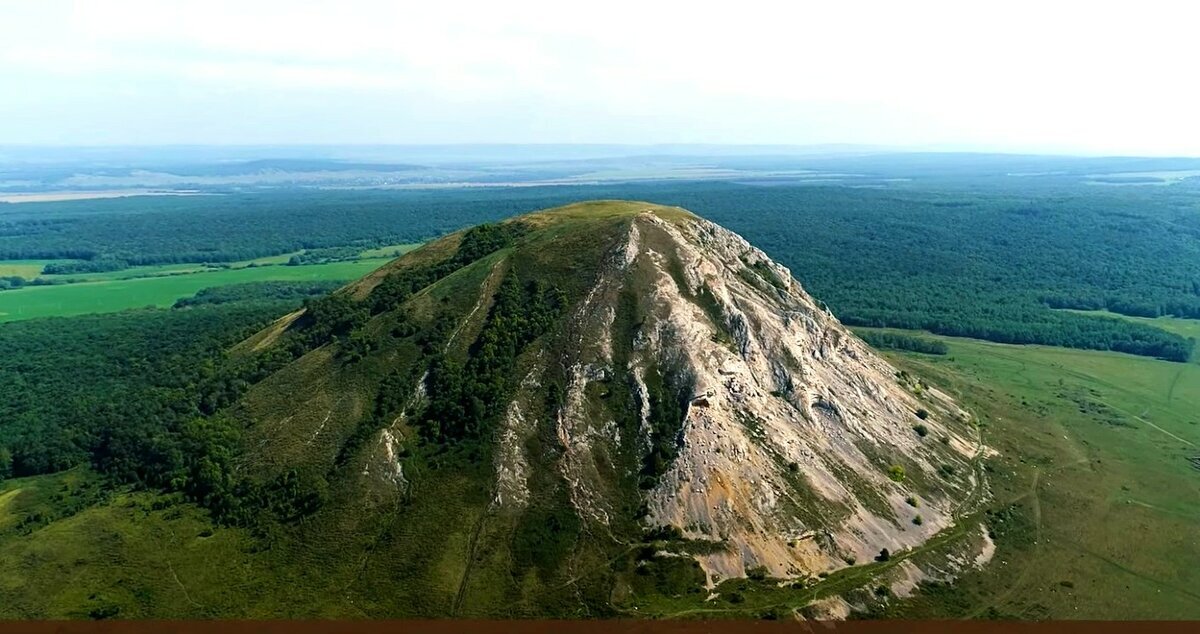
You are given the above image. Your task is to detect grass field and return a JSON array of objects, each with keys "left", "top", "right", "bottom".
[
  {"left": 41, "top": 253, "right": 312, "bottom": 282},
  {"left": 865, "top": 332, "right": 1200, "bottom": 618},
  {"left": 0, "top": 471, "right": 270, "bottom": 619},
  {"left": 0, "top": 258, "right": 391, "bottom": 322},
  {"left": 356, "top": 243, "right": 422, "bottom": 259}
]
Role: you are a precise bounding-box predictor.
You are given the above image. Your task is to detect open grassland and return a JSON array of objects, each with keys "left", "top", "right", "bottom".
[
  {"left": 0, "top": 471, "right": 271, "bottom": 619},
  {"left": 864, "top": 332, "right": 1200, "bottom": 619},
  {"left": 356, "top": 243, "right": 423, "bottom": 259},
  {"left": 0, "top": 259, "right": 391, "bottom": 322},
  {"left": 36, "top": 253, "right": 313, "bottom": 282},
  {"left": 2, "top": 329, "right": 1198, "bottom": 618}
]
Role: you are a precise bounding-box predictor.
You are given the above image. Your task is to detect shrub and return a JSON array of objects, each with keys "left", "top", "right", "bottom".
[
  {"left": 887, "top": 464, "right": 906, "bottom": 482},
  {"left": 916, "top": 408, "right": 930, "bottom": 420},
  {"left": 913, "top": 424, "right": 929, "bottom": 437}
]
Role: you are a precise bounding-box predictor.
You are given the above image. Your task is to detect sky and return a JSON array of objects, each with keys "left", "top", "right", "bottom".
[{"left": 0, "top": 0, "right": 1197, "bottom": 156}]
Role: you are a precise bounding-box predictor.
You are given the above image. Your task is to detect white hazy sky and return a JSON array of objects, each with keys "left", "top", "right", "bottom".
[{"left": 1, "top": 0, "right": 1197, "bottom": 155}]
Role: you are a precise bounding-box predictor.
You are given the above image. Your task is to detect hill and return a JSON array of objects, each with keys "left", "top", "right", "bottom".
[{"left": 154, "top": 200, "right": 982, "bottom": 615}]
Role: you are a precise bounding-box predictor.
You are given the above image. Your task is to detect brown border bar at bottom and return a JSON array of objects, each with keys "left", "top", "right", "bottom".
[{"left": 1, "top": 621, "right": 1197, "bottom": 634}]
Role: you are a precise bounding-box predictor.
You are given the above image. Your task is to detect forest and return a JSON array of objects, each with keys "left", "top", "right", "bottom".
[
  {"left": 5, "top": 180, "right": 1196, "bottom": 359},
  {"left": 0, "top": 297, "right": 295, "bottom": 481}
]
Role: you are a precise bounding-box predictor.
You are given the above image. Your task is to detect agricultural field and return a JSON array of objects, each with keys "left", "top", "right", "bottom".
[
  {"left": 0, "top": 258, "right": 390, "bottom": 322},
  {"left": 0, "top": 260, "right": 59, "bottom": 278}
]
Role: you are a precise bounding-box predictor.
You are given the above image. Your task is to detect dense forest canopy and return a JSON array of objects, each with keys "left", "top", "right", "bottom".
[
  {"left": 3, "top": 179, "right": 1196, "bottom": 359},
  {"left": 0, "top": 297, "right": 298, "bottom": 481}
]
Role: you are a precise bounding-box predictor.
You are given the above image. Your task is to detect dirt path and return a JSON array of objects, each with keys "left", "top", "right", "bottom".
[
  {"left": 167, "top": 561, "right": 203, "bottom": 609},
  {"left": 164, "top": 527, "right": 203, "bottom": 610},
  {"left": 451, "top": 505, "right": 493, "bottom": 616},
  {"left": 1101, "top": 401, "right": 1197, "bottom": 449},
  {"left": 1166, "top": 365, "right": 1186, "bottom": 403}
]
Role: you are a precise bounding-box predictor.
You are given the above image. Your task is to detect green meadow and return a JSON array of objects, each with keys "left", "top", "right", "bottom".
[
  {"left": 0, "top": 259, "right": 391, "bottom": 322},
  {"left": 356, "top": 242, "right": 422, "bottom": 259},
  {"left": 867, "top": 332, "right": 1200, "bottom": 619}
]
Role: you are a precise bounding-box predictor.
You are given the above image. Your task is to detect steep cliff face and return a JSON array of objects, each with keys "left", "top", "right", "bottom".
[{"left": 231, "top": 200, "right": 985, "bottom": 615}]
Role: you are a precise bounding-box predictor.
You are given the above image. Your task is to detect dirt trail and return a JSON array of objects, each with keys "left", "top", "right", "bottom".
[
  {"left": 451, "top": 504, "right": 493, "bottom": 615},
  {"left": 164, "top": 527, "right": 203, "bottom": 610}
]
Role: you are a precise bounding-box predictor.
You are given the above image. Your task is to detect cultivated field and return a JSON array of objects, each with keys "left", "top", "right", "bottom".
[{"left": 0, "top": 259, "right": 390, "bottom": 322}]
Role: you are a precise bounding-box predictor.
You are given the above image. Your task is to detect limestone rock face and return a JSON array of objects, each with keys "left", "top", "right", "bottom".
[{"left": 483, "top": 204, "right": 982, "bottom": 583}]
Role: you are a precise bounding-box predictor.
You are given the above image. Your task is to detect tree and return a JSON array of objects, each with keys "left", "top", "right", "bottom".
[{"left": 0, "top": 446, "right": 12, "bottom": 481}]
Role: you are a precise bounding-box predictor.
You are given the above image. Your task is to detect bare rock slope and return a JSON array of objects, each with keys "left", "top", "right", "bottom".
[{"left": 502, "top": 203, "right": 980, "bottom": 583}]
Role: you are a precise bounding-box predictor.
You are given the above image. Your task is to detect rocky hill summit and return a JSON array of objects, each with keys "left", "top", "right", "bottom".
[{"left": 228, "top": 200, "right": 986, "bottom": 616}]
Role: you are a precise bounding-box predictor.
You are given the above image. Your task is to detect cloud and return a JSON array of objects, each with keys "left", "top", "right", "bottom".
[{"left": 0, "top": 0, "right": 1197, "bottom": 153}]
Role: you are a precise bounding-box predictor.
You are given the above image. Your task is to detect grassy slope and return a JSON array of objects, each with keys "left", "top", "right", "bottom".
[
  {"left": 0, "top": 259, "right": 390, "bottom": 322},
  {"left": 864, "top": 332, "right": 1200, "bottom": 619},
  {"left": 0, "top": 471, "right": 276, "bottom": 619}
]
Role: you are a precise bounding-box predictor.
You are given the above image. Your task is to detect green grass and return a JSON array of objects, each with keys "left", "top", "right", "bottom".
[
  {"left": 862, "top": 333, "right": 1200, "bottom": 619},
  {"left": 357, "top": 243, "right": 423, "bottom": 259},
  {"left": 41, "top": 263, "right": 215, "bottom": 282},
  {"left": 33, "top": 253, "right": 308, "bottom": 283},
  {"left": 0, "top": 472, "right": 273, "bottom": 619},
  {"left": 0, "top": 247, "right": 408, "bottom": 286},
  {"left": 0, "top": 258, "right": 390, "bottom": 322}
]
